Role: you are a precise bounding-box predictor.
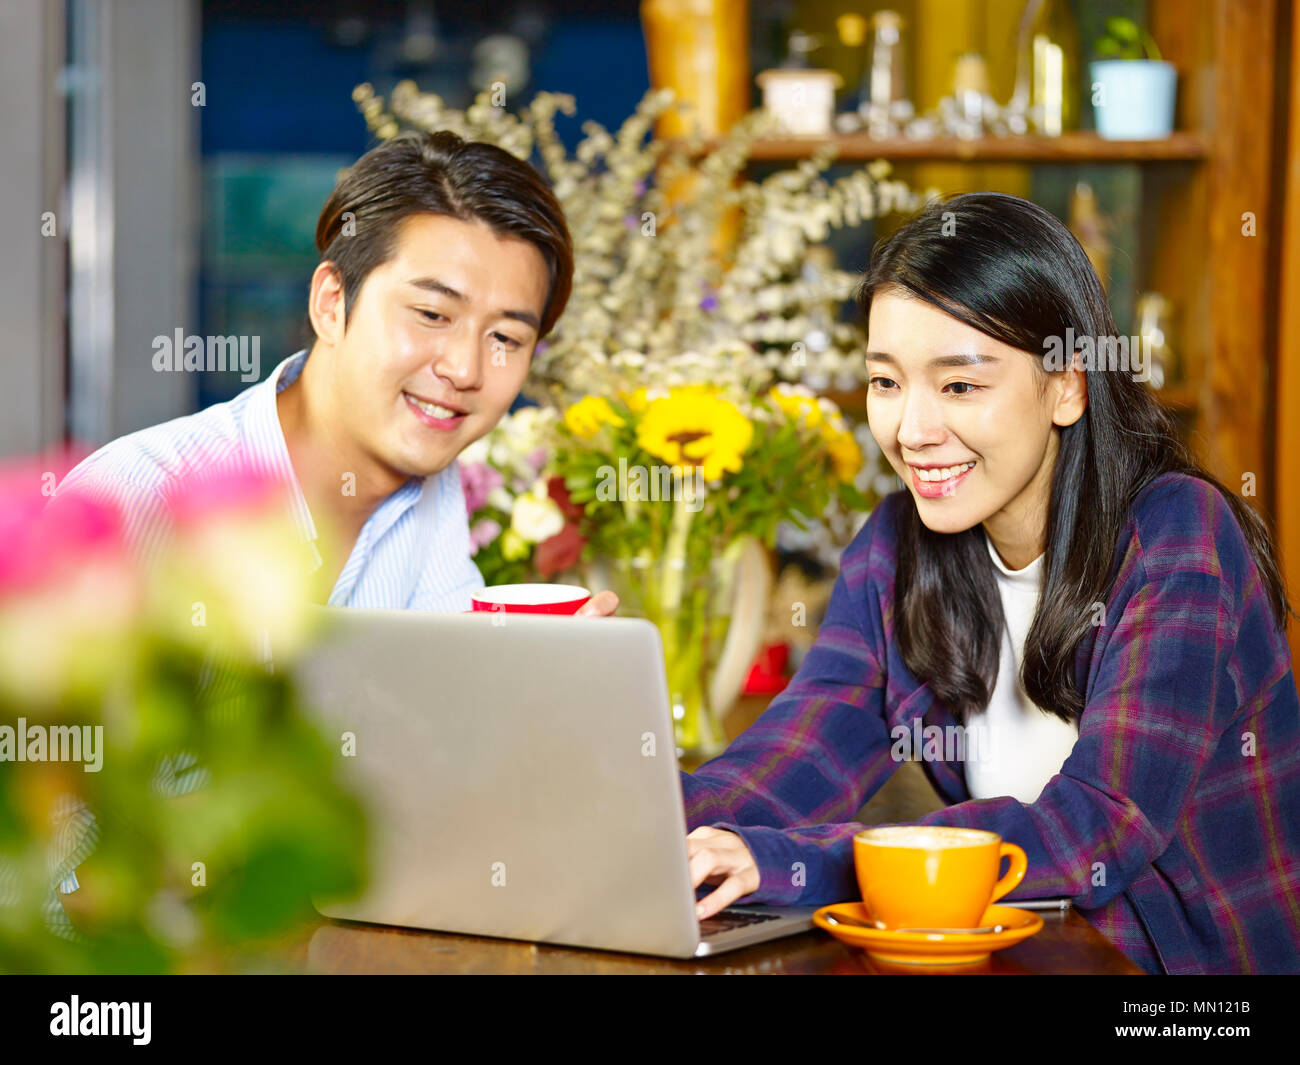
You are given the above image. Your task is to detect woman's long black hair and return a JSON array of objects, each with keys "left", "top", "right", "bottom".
[{"left": 858, "top": 191, "right": 1295, "bottom": 724}]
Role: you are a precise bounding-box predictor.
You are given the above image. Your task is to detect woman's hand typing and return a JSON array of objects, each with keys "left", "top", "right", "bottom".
[{"left": 687, "top": 826, "right": 762, "bottom": 919}]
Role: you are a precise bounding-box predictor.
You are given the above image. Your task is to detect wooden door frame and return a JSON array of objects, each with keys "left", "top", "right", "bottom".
[{"left": 1275, "top": 0, "right": 1300, "bottom": 658}]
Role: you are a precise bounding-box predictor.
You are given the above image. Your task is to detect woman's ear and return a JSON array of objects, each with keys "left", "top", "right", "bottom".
[{"left": 1052, "top": 351, "right": 1089, "bottom": 428}]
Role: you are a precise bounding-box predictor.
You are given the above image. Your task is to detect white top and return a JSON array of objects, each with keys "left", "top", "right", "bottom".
[{"left": 962, "top": 531, "right": 1080, "bottom": 802}]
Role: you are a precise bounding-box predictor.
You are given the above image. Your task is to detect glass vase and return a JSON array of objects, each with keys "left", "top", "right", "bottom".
[{"left": 600, "top": 514, "right": 757, "bottom": 762}]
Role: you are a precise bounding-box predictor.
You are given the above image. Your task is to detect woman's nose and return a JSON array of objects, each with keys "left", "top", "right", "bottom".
[{"left": 896, "top": 391, "right": 947, "bottom": 449}]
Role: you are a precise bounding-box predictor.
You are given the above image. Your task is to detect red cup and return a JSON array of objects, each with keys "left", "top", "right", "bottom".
[{"left": 470, "top": 584, "right": 592, "bottom": 615}]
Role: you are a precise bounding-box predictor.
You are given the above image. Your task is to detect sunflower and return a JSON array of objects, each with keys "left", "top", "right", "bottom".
[
  {"left": 636, "top": 386, "right": 754, "bottom": 482},
  {"left": 769, "top": 384, "right": 862, "bottom": 482},
  {"left": 616, "top": 386, "right": 668, "bottom": 415},
  {"left": 823, "top": 424, "right": 863, "bottom": 482},
  {"left": 767, "top": 383, "right": 824, "bottom": 428},
  {"left": 563, "top": 395, "right": 626, "bottom": 440}
]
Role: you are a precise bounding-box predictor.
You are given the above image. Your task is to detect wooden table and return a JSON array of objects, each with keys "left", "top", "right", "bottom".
[{"left": 279, "top": 907, "right": 1143, "bottom": 974}]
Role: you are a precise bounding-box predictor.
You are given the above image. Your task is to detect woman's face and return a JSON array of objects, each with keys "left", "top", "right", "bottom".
[{"left": 865, "top": 288, "right": 1087, "bottom": 565}]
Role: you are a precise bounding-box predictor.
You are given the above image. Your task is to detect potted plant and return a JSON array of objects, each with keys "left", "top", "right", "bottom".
[{"left": 1090, "top": 16, "right": 1177, "bottom": 139}]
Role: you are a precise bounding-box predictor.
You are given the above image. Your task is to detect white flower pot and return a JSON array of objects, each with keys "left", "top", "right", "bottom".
[{"left": 1090, "top": 59, "right": 1177, "bottom": 139}]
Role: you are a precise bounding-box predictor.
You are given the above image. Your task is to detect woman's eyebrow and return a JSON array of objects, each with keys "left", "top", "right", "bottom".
[{"left": 866, "top": 351, "right": 1001, "bottom": 368}]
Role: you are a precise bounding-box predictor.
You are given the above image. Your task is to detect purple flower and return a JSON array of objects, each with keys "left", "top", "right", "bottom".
[
  {"left": 526, "top": 446, "right": 549, "bottom": 474},
  {"left": 700, "top": 295, "right": 719, "bottom": 312},
  {"left": 624, "top": 214, "right": 639, "bottom": 229},
  {"left": 460, "top": 461, "right": 504, "bottom": 516},
  {"left": 468, "top": 518, "right": 502, "bottom": 557},
  {"left": 634, "top": 179, "right": 647, "bottom": 196}
]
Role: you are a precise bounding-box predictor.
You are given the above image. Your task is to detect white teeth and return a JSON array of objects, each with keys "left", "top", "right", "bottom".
[
  {"left": 915, "top": 461, "right": 975, "bottom": 482},
  {"left": 409, "top": 394, "right": 461, "bottom": 419}
]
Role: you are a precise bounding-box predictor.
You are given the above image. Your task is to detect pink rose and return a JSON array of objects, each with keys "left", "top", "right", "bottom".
[
  {"left": 468, "top": 518, "right": 502, "bottom": 556},
  {"left": 460, "top": 462, "right": 504, "bottom": 516},
  {"left": 0, "top": 449, "right": 125, "bottom": 598},
  {"left": 159, "top": 450, "right": 294, "bottom": 528}
]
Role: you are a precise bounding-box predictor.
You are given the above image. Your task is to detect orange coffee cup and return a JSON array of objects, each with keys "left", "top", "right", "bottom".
[{"left": 853, "top": 825, "right": 1028, "bottom": 930}]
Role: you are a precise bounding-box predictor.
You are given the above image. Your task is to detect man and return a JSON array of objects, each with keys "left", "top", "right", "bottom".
[{"left": 57, "top": 129, "right": 615, "bottom": 616}]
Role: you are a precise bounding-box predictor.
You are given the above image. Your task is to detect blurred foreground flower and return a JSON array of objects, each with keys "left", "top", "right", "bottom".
[
  {"left": 150, "top": 461, "right": 327, "bottom": 661},
  {"left": 0, "top": 452, "right": 366, "bottom": 974},
  {"left": 0, "top": 465, "right": 139, "bottom": 708}
]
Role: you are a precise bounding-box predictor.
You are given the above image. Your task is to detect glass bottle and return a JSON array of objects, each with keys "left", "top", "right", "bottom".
[
  {"left": 1011, "top": 0, "right": 1080, "bottom": 135},
  {"left": 1135, "top": 293, "right": 1180, "bottom": 390},
  {"left": 859, "top": 10, "right": 912, "bottom": 136}
]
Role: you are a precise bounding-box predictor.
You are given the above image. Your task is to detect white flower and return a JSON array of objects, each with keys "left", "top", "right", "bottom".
[
  {"left": 510, "top": 480, "right": 565, "bottom": 543},
  {"left": 486, "top": 486, "right": 514, "bottom": 512},
  {"left": 460, "top": 437, "right": 490, "bottom": 466}
]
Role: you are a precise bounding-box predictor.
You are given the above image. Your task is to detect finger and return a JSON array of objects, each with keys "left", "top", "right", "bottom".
[
  {"left": 576, "top": 590, "right": 619, "bottom": 617},
  {"left": 684, "top": 827, "right": 726, "bottom": 861},
  {"left": 687, "top": 845, "right": 731, "bottom": 890},
  {"left": 695, "top": 873, "right": 754, "bottom": 920}
]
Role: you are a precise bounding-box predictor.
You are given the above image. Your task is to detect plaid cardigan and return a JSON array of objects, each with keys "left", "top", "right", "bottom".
[{"left": 682, "top": 472, "right": 1300, "bottom": 974}]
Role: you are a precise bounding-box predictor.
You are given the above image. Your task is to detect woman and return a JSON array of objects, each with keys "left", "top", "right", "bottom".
[{"left": 681, "top": 192, "right": 1300, "bottom": 975}]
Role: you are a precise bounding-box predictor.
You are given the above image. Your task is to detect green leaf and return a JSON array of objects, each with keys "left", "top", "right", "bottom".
[{"left": 1106, "top": 16, "right": 1139, "bottom": 42}]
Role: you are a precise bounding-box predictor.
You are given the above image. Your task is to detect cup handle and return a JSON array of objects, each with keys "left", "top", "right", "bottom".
[{"left": 990, "top": 842, "right": 1028, "bottom": 903}]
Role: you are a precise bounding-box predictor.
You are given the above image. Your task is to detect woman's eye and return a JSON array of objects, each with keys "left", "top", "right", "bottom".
[
  {"left": 491, "top": 333, "right": 522, "bottom": 350},
  {"left": 417, "top": 310, "right": 446, "bottom": 322},
  {"left": 868, "top": 377, "right": 980, "bottom": 396}
]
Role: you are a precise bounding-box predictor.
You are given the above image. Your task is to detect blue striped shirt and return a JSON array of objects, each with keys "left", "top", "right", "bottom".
[{"left": 57, "top": 349, "right": 485, "bottom": 611}]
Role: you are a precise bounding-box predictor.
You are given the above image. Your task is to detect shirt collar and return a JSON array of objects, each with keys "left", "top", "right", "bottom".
[
  {"left": 240, "top": 349, "right": 434, "bottom": 578},
  {"left": 985, "top": 530, "right": 1045, "bottom": 586},
  {"left": 242, "top": 350, "right": 319, "bottom": 546}
]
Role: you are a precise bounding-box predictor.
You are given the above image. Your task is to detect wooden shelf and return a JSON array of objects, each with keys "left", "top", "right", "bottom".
[{"left": 732, "top": 130, "right": 1208, "bottom": 164}]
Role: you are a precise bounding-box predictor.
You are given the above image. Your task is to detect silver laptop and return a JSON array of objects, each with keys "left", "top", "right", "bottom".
[{"left": 289, "top": 607, "right": 818, "bottom": 958}]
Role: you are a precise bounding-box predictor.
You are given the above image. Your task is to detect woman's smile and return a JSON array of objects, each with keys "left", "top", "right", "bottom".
[{"left": 909, "top": 459, "right": 977, "bottom": 498}]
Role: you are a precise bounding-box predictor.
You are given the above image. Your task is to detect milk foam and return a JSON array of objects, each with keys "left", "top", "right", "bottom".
[{"left": 856, "top": 826, "right": 996, "bottom": 848}]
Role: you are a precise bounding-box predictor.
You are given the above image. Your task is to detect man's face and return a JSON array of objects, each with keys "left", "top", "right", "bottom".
[
  {"left": 865, "top": 289, "right": 1082, "bottom": 545},
  {"left": 324, "top": 212, "right": 548, "bottom": 481}
]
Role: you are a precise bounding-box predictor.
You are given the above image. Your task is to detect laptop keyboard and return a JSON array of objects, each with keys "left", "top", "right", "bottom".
[{"left": 699, "top": 909, "right": 782, "bottom": 937}]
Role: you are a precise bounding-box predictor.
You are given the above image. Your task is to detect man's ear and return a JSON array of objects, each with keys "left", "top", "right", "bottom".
[{"left": 308, "top": 262, "right": 347, "bottom": 345}]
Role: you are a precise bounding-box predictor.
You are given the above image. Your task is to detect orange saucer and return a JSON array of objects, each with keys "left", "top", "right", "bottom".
[{"left": 813, "top": 903, "right": 1044, "bottom": 966}]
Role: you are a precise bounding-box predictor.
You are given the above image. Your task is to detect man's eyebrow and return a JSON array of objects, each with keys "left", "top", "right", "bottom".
[
  {"left": 406, "top": 277, "right": 540, "bottom": 331},
  {"left": 865, "top": 351, "right": 1001, "bottom": 369},
  {"left": 501, "top": 309, "right": 540, "bottom": 331},
  {"left": 407, "top": 277, "right": 466, "bottom": 301}
]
